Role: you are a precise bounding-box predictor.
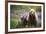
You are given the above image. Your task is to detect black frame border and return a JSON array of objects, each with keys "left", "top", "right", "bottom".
[{"left": 5, "top": 0, "right": 45, "bottom": 34}]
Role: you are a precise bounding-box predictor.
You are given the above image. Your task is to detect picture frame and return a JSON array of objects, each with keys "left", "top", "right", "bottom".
[{"left": 5, "top": 0, "right": 45, "bottom": 34}]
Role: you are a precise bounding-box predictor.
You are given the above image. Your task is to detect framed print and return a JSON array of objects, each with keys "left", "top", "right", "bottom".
[{"left": 5, "top": 0, "right": 45, "bottom": 34}]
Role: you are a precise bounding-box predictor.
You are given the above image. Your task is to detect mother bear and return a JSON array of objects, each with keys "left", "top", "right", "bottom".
[{"left": 28, "top": 9, "right": 37, "bottom": 28}]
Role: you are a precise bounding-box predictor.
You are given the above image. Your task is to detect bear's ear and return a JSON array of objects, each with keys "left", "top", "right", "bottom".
[{"left": 30, "top": 9, "right": 36, "bottom": 12}]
